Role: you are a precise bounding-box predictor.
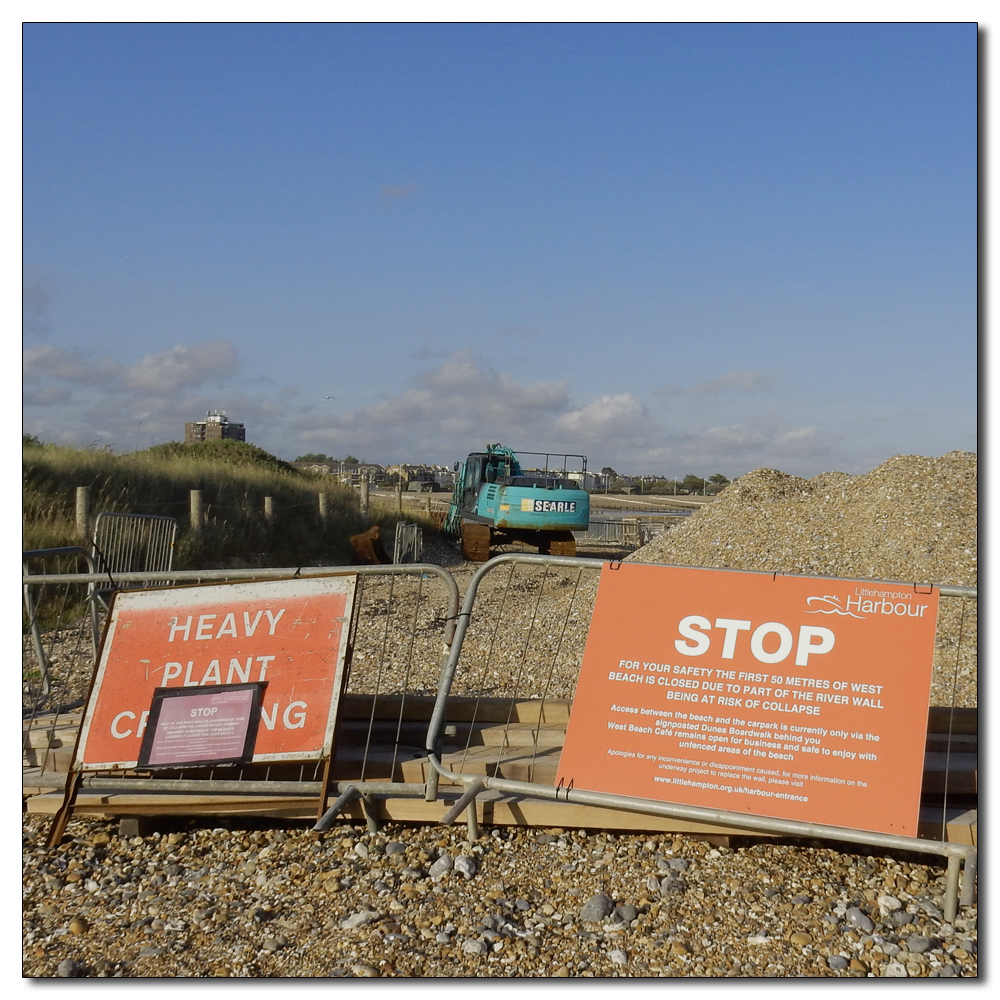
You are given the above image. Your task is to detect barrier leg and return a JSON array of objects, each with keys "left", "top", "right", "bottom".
[
  {"left": 960, "top": 851, "right": 977, "bottom": 909},
  {"left": 361, "top": 793, "right": 380, "bottom": 833},
  {"left": 441, "top": 780, "right": 485, "bottom": 826},
  {"left": 313, "top": 784, "right": 360, "bottom": 833}
]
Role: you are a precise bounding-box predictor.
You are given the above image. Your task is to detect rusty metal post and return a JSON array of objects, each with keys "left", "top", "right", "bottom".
[
  {"left": 189, "top": 490, "right": 202, "bottom": 533},
  {"left": 75, "top": 487, "right": 90, "bottom": 539}
]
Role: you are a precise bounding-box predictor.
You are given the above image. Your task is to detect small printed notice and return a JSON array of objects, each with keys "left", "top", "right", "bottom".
[
  {"left": 138, "top": 683, "right": 265, "bottom": 768},
  {"left": 556, "top": 563, "right": 940, "bottom": 837}
]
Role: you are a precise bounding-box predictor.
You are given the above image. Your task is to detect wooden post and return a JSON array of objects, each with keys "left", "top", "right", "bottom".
[
  {"left": 75, "top": 486, "right": 90, "bottom": 540},
  {"left": 396, "top": 484, "right": 403, "bottom": 516},
  {"left": 264, "top": 496, "right": 274, "bottom": 524},
  {"left": 189, "top": 490, "right": 202, "bottom": 532},
  {"left": 359, "top": 481, "right": 369, "bottom": 519},
  {"left": 318, "top": 492, "right": 328, "bottom": 521},
  {"left": 426, "top": 494, "right": 432, "bottom": 516}
]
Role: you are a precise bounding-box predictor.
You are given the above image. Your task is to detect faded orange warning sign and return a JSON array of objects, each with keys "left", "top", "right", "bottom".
[
  {"left": 75, "top": 576, "right": 356, "bottom": 769},
  {"left": 556, "top": 563, "right": 939, "bottom": 836}
]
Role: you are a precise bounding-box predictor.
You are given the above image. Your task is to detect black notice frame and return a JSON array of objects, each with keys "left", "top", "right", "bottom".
[{"left": 137, "top": 682, "right": 267, "bottom": 769}]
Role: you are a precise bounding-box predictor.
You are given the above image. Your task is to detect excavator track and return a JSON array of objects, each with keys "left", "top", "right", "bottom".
[
  {"left": 538, "top": 530, "right": 576, "bottom": 558},
  {"left": 461, "top": 521, "right": 493, "bottom": 562}
]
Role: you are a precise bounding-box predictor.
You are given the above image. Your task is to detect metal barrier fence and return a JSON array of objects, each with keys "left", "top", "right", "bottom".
[
  {"left": 575, "top": 519, "right": 668, "bottom": 548},
  {"left": 392, "top": 522, "right": 424, "bottom": 564},
  {"left": 92, "top": 511, "right": 177, "bottom": 578},
  {"left": 22, "top": 560, "right": 461, "bottom": 822},
  {"left": 424, "top": 554, "right": 978, "bottom": 921},
  {"left": 21, "top": 552, "right": 978, "bottom": 915}
]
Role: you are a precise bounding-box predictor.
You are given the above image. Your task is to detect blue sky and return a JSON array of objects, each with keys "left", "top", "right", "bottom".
[{"left": 22, "top": 21, "right": 977, "bottom": 477}]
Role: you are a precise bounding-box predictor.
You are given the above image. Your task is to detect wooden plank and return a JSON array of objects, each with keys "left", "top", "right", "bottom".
[
  {"left": 337, "top": 695, "right": 572, "bottom": 724},
  {"left": 927, "top": 706, "right": 977, "bottom": 735},
  {"left": 917, "top": 806, "right": 977, "bottom": 847},
  {"left": 920, "top": 753, "right": 978, "bottom": 794},
  {"left": 25, "top": 790, "right": 976, "bottom": 846}
]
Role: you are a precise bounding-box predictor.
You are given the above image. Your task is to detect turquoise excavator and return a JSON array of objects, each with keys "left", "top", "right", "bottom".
[{"left": 444, "top": 444, "right": 590, "bottom": 561}]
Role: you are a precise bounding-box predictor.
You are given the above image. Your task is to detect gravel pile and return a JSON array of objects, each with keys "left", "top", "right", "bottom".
[
  {"left": 23, "top": 815, "right": 977, "bottom": 978},
  {"left": 628, "top": 452, "right": 977, "bottom": 587},
  {"left": 627, "top": 452, "right": 978, "bottom": 708}
]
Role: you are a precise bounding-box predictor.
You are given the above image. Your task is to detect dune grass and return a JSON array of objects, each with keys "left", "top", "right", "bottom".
[{"left": 23, "top": 440, "right": 384, "bottom": 569}]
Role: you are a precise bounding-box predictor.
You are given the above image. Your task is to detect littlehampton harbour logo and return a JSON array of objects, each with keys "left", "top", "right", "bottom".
[{"left": 805, "top": 589, "right": 931, "bottom": 620}]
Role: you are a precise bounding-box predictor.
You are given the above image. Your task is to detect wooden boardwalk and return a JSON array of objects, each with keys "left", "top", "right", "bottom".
[{"left": 23, "top": 697, "right": 976, "bottom": 846}]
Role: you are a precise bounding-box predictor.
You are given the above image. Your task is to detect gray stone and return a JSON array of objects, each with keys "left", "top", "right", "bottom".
[
  {"left": 960, "top": 938, "right": 977, "bottom": 954},
  {"left": 846, "top": 907, "right": 874, "bottom": 933},
  {"left": 341, "top": 909, "right": 380, "bottom": 929},
  {"left": 934, "top": 965, "right": 959, "bottom": 977},
  {"left": 435, "top": 932, "right": 451, "bottom": 944},
  {"left": 514, "top": 898, "right": 531, "bottom": 910},
  {"left": 428, "top": 855, "right": 453, "bottom": 877},
  {"left": 826, "top": 956, "right": 849, "bottom": 971},
  {"left": 353, "top": 843, "right": 369, "bottom": 859},
  {"left": 56, "top": 959, "right": 80, "bottom": 978},
  {"left": 579, "top": 893, "right": 615, "bottom": 922},
  {"left": 614, "top": 903, "right": 639, "bottom": 923},
  {"left": 462, "top": 938, "right": 488, "bottom": 956},
  {"left": 877, "top": 894, "right": 902, "bottom": 915},
  {"left": 790, "top": 895, "right": 812, "bottom": 905},
  {"left": 454, "top": 855, "right": 477, "bottom": 880},
  {"left": 883, "top": 962, "right": 908, "bottom": 977},
  {"left": 138, "top": 946, "right": 164, "bottom": 957},
  {"left": 659, "top": 876, "right": 687, "bottom": 895},
  {"left": 905, "top": 934, "right": 934, "bottom": 954},
  {"left": 667, "top": 858, "right": 690, "bottom": 871},
  {"left": 384, "top": 842, "right": 406, "bottom": 856},
  {"left": 609, "top": 949, "right": 628, "bottom": 965},
  {"left": 890, "top": 910, "right": 915, "bottom": 928}
]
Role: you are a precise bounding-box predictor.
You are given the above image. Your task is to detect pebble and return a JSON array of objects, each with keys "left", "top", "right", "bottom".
[
  {"left": 55, "top": 959, "right": 79, "bottom": 977},
  {"left": 579, "top": 893, "right": 614, "bottom": 922},
  {"left": 608, "top": 949, "right": 627, "bottom": 965},
  {"left": 845, "top": 907, "right": 874, "bottom": 933},
  {"left": 21, "top": 796, "right": 977, "bottom": 980},
  {"left": 453, "top": 855, "right": 477, "bottom": 880},
  {"left": 428, "top": 855, "right": 452, "bottom": 877}
]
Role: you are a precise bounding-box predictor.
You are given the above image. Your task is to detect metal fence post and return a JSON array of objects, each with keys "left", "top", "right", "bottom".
[
  {"left": 359, "top": 481, "right": 369, "bottom": 519},
  {"left": 264, "top": 496, "right": 274, "bottom": 524},
  {"left": 318, "top": 492, "right": 328, "bottom": 522}
]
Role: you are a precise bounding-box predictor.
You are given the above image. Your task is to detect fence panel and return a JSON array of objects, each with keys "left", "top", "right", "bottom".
[
  {"left": 92, "top": 512, "right": 177, "bottom": 576},
  {"left": 392, "top": 522, "right": 423, "bottom": 564},
  {"left": 424, "top": 554, "right": 977, "bottom": 919},
  {"left": 575, "top": 519, "right": 668, "bottom": 549},
  {"left": 23, "top": 563, "right": 460, "bottom": 820}
]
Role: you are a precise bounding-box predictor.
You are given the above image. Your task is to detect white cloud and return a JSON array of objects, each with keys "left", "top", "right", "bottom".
[
  {"left": 123, "top": 340, "right": 239, "bottom": 394},
  {"left": 23, "top": 344, "right": 122, "bottom": 385},
  {"left": 555, "top": 393, "right": 649, "bottom": 440}
]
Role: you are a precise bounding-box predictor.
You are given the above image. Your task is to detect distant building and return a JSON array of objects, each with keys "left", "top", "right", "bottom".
[{"left": 185, "top": 410, "right": 246, "bottom": 444}]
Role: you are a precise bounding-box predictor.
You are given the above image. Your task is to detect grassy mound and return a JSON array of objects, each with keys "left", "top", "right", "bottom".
[{"left": 23, "top": 440, "right": 371, "bottom": 569}]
